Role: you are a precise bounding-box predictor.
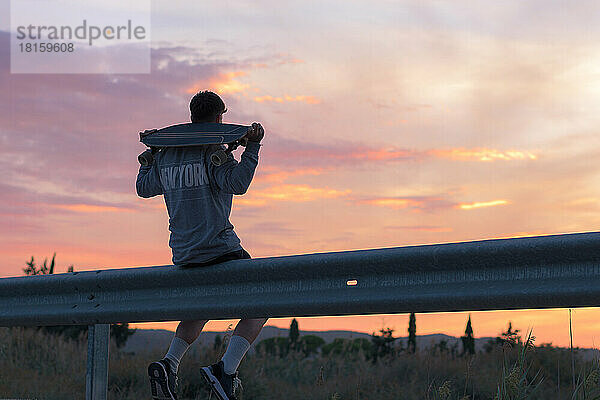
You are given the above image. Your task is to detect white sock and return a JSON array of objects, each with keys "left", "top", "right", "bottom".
[
  {"left": 164, "top": 336, "right": 190, "bottom": 373},
  {"left": 221, "top": 335, "right": 251, "bottom": 375}
]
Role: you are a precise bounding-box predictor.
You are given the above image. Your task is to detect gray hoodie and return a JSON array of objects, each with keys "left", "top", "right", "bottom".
[{"left": 136, "top": 140, "right": 261, "bottom": 265}]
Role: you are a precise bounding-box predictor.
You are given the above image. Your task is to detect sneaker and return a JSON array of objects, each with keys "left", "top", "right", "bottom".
[
  {"left": 200, "top": 360, "right": 243, "bottom": 400},
  {"left": 148, "top": 359, "right": 178, "bottom": 400}
]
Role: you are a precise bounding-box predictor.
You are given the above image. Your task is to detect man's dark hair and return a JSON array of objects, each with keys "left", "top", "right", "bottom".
[{"left": 190, "top": 91, "right": 227, "bottom": 123}]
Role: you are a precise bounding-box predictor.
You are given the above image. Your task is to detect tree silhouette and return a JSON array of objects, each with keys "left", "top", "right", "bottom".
[
  {"left": 461, "top": 314, "right": 475, "bottom": 355},
  {"left": 482, "top": 321, "right": 523, "bottom": 353},
  {"left": 289, "top": 318, "right": 300, "bottom": 350},
  {"left": 500, "top": 321, "right": 522, "bottom": 346},
  {"left": 408, "top": 312, "right": 417, "bottom": 353},
  {"left": 256, "top": 337, "right": 290, "bottom": 357},
  {"left": 298, "top": 334, "right": 325, "bottom": 357},
  {"left": 23, "top": 253, "right": 56, "bottom": 275},
  {"left": 370, "top": 327, "right": 397, "bottom": 363}
]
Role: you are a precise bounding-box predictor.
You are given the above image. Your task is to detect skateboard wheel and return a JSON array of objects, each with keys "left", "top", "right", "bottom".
[
  {"left": 138, "top": 149, "right": 154, "bottom": 166},
  {"left": 210, "top": 149, "right": 228, "bottom": 166}
]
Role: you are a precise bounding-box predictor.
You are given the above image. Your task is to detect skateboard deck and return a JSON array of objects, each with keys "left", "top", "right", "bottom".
[
  {"left": 138, "top": 122, "right": 251, "bottom": 167},
  {"left": 140, "top": 122, "right": 251, "bottom": 147}
]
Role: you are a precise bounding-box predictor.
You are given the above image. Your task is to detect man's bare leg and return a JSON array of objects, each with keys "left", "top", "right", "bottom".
[
  {"left": 161, "top": 319, "right": 208, "bottom": 374},
  {"left": 218, "top": 318, "right": 268, "bottom": 375},
  {"left": 233, "top": 317, "right": 268, "bottom": 343},
  {"left": 175, "top": 319, "right": 209, "bottom": 344}
]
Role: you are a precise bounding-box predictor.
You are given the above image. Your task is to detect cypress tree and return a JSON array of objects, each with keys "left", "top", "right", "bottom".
[
  {"left": 408, "top": 312, "right": 416, "bottom": 353},
  {"left": 461, "top": 314, "right": 475, "bottom": 355},
  {"left": 289, "top": 318, "right": 300, "bottom": 350}
]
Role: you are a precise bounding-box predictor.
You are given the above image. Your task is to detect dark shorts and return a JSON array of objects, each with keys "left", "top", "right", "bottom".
[{"left": 180, "top": 248, "right": 251, "bottom": 268}]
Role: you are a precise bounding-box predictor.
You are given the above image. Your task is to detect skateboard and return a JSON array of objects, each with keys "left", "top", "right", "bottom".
[{"left": 138, "top": 122, "right": 252, "bottom": 167}]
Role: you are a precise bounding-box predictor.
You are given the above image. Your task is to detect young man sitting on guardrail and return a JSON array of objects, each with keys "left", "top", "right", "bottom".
[{"left": 136, "top": 90, "right": 267, "bottom": 400}]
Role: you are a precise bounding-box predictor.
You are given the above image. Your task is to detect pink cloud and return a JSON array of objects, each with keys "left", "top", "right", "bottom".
[
  {"left": 0, "top": 178, "right": 138, "bottom": 233},
  {"left": 258, "top": 136, "right": 427, "bottom": 169},
  {"left": 0, "top": 29, "right": 544, "bottom": 251},
  {"left": 255, "top": 136, "right": 538, "bottom": 178},
  {"left": 0, "top": 27, "right": 539, "bottom": 210},
  {"left": 0, "top": 31, "right": 263, "bottom": 199}
]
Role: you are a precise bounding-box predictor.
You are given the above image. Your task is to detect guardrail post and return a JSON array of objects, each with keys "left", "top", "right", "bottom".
[{"left": 86, "top": 324, "right": 110, "bottom": 400}]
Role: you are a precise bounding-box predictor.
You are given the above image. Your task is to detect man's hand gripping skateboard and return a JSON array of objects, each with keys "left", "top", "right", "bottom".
[{"left": 210, "top": 122, "right": 264, "bottom": 166}]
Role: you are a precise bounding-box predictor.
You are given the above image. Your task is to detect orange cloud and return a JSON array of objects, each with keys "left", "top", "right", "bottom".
[
  {"left": 234, "top": 198, "right": 268, "bottom": 207},
  {"left": 429, "top": 148, "right": 537, "bottom": 162},
  {"left": 135, "top": 198, "right": 166, "bottom": 210},
  {"left": 273, "top": 144, "right": 424, "bottom": 165},
  {"left": 253, "top": 95, "right": 320, "bottom": 104},
  {"left": 457, "top": 200, "right": 509, "bottom": 210},
  {"left": 385, "top": 225, "right": 453, "bottom": 232},
  {"left": 53, "top": 204, "right": 131, "bottom": 213},
  {"left": 360, "top": 198, "right": 424, "bottom": 210},
  {"left": 272, "top": 143, "right": 538, "bottom": 167},
  {"left": 279, "top": 58, "right": 304, "bottom": 65},
  {"left": 254, "top": 167, "right": 324, "bottom": 183},
  {"left": 246, "top": 184, "right": 350, "bottom": 202},
  {"left": 186, "top": 71, "right": 249, "bottom": 95},
  {"left": 262, "top": 138, "right": 540, "bottom": 169},
  {"left": 356, "top": 196, "right": 455, "bottom": 213},
  {"left": 347, "top": 148, "right": 415, "bottom": 161}
]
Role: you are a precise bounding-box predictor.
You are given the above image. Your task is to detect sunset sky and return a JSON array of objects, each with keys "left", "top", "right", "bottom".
[{"left": 1, "top": 0, "right": 600, "bottom": 348}]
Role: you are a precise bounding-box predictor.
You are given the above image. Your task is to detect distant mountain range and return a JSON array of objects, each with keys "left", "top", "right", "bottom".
[
  {"left": 121, "top": 326, "right": 600, "bottom": 360},
  {"left": 121, "top": 325, "right": 499, "bottom": 354}
]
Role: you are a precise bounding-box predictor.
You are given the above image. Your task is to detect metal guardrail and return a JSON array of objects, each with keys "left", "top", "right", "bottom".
[{"left": 2, "top": 231, "right": 600, "bottom": 399}]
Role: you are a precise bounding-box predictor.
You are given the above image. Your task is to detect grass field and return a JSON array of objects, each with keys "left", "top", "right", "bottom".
[{"left": 1, "top": 326, "right": 599, "bottom": 399}]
